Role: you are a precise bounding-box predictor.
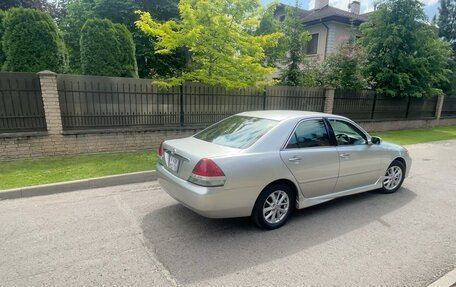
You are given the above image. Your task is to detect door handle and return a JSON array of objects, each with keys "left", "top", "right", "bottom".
[
  {"left": 288, "top": 156, "right": 302, "bottom": 162},
  {"left": 339, "top": 153, "right": 350, "bottom": 158}
]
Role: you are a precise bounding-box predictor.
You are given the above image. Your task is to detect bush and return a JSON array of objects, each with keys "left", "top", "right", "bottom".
[
  {"left": 2, "top": 8, "right": 68, "bottom": 73},
  {"left": 114, "top": 23, "right": 138, "bottom": 77},
  {"left": 80, "top": 18, "right": 137, "bottom": 77}
]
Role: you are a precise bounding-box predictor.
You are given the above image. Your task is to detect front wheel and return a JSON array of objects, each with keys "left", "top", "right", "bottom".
[
  {"left": 252, "top": 183, "right": 295, "bottom": 230},
  {"left": 379, "top": 160, "right": 405, "bottom": 194}
]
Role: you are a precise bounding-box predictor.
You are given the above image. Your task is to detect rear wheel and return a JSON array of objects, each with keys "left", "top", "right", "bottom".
[
  {"left": 252, "top": 183, "right": 295, "bottom": 230},
  {"left": 379, "top": 160, "right": 405, "bottom": 194}
]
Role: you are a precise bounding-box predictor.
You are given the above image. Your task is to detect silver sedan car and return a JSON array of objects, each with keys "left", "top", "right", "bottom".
[{"left": 156, "top": 111, "right": 411, "bottom": 229}]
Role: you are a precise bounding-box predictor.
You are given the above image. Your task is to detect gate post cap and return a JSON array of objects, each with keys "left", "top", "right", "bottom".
[{"left": 37, "top": 70, "right": 56, "bottom": 76}]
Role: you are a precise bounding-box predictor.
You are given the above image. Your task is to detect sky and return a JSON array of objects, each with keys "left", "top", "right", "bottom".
[{"left": 260, "top": 0, "right": 439, "bottom": 19}]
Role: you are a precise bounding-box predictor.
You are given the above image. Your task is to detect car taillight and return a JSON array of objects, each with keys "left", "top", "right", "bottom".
[
  {"left": 157, "top": 141, "right": 164, "bottom": 157},
  {"left": 188, "top": 158, "right": 226, "bottom": 187}
]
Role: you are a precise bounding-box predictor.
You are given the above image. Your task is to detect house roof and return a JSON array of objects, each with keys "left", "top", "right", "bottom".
[
  {"left": 276, "top": 4, "right": 368, "bottom": 26},
  {"left": 301, "top": 5, "right": 367, "bottom": 26}
]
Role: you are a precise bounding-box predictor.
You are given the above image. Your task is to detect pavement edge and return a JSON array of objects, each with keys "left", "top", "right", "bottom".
[
  {"left": 428, "top": 268, "right": 456, "bottom": 287},
  {"left": 0, "top": 170, "right": 157, "bottom": 201}
]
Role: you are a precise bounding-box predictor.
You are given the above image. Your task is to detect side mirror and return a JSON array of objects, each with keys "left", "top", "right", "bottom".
[{"left": 371, "top": 136, "right": 382, "bottom": 145}]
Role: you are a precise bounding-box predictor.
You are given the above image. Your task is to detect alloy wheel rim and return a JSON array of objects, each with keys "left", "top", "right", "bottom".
[
  {"left": 263, "top": 190, "right": 290, "bottom": 224},
  {"left": 383, "top": 166, "right": 403, "bottom": 190}
]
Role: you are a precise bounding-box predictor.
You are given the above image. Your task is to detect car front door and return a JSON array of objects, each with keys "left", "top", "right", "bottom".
[
  {"left": 280, "top": 118, "right": 340, "bottom": 198},
  {"left": 327, "top": 118, "right": 382, "bottom": 192}
]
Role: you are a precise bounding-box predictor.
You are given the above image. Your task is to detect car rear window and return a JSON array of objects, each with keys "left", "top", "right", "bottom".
[{"left": 194, "top": 116, "right": 278, "bottom": 149}]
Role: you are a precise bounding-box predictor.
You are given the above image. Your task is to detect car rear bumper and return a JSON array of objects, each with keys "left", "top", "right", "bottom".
[{"left": 156, "top": 163, "right": 257, "bottom": 218}]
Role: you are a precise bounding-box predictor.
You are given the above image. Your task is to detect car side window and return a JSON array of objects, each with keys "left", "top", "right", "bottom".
[
  {"left": 329, "top": 119, "right": 367, "bottom": 146},
  {"left": 286, "top": 119, "right": 331, "bottom": 149}
]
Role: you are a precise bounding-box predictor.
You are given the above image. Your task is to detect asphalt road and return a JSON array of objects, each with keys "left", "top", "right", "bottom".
[{"left": 1, "top": 140, "right": 455, "bottom": 286}]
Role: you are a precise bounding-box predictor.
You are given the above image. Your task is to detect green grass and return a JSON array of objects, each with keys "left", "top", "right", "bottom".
[
  {"left": 372, "top": 125, "right": 456, "bottom": 145},
  {"left": 0, "top": 151, "right": 157, "bottom": 190},
  {"left": 1, "top": 125, "right": 455, "bottom": 191}
]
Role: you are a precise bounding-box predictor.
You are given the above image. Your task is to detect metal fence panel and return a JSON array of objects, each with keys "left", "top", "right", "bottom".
[
  {"left": 266, "top": 86, "right": 325, "bottom": 112},
  {"left": 372, "top": 94, "right": 409, "bottom": 120},
  {"left": 183, "top": 82, "right": 264, "bottom": 126},
  {"left": 333, "top": 90, "right": 375, "bottom": 120},
  {"left": 441, "top": 96, "right": 456, "bottom": 118},
  {"left": 0, "top": 72, "right": 46, "bottom": 133},
  {"left": 407, "top": 97, "right": 438, "bottom": 119},
  {"left": 57, "top": 74, "right": 181, "bottom": 130}
]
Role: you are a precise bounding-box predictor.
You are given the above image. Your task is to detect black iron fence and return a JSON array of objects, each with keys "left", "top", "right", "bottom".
[
  {"left": 0, "top": 72, "right": 47, "bottom": 133},
  {"left": 57, "top": 74, "right": 326, "bottom": 130},
  {"left": 333, "top": 89, "right": 439, "bottom": 121},
  {"left": 2, "top": 72, "right": 455, "bottom": 133},
  {"left": 441, "top": 96, "right": 456, "bottom": 118}
]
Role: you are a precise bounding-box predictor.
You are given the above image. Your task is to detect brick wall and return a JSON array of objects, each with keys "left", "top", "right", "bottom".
[
  {"left": 2, "top": 118, "right": 455, "bottom": 160},
  {"left": 0, "top": 129, "right": 196, "bottom": 160}
]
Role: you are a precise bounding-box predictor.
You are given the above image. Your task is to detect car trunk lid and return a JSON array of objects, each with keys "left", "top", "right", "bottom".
[{"left": 161, "top": 136, "right": 240, "bottom": 181}]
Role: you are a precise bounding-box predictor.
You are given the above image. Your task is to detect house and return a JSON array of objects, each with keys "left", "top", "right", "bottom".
[{"left": 275, "top": 0, "right": 368, "bottom": 61}]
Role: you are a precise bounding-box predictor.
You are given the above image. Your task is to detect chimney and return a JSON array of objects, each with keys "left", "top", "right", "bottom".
[
  {"left": 315, "top": 0, "right": 329, "bottom": 9},
  {"left": 349, "top": 1, "right": 360, "bottom": 14}
]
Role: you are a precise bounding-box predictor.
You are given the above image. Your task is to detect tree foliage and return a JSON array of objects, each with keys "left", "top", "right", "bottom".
[
  {"left": 60, "top": 0, "right": 94, "bottom": 73},
  {"left": 0, "top": 10, "right": 6, "bottom": 68},
  {"left": 80, "top": 18, "right": 137, "bottom": 77},
  {"left": 0, "top": 0, "right": 48, "bottom": 10},
  {"left": 360, "top": 0, "right": 452, "bottom": 97},
  {"left": 0, "top": 0, "right": 67, "bottom": 22},
  {"left": 437, "top": 0, "right": 456, "bottom": 95},
  {"left": 61, "top": 0, "right": 185, "bottom": 78},
  {"left": 438, "top": 0, "right": 456, "bottom": 54},
  {"left": 321, "top": 38, "right": 368, "bottom": 90},
  {"left": 135, "top": 0, "right": 281, "bottom": 88},
  {"left": 257, "top": 3, "right": 285, "bottom": 66},
  {"left": 2, "top": 8, "right": 68, "bottom": 72},
  {"left": 279, "top": 3, "right": 311, "bottom": 86}
]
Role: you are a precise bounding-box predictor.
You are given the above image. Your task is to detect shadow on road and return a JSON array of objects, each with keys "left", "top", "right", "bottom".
[{"left": 141, "top": 188, "right": 416, "bottom": 284}]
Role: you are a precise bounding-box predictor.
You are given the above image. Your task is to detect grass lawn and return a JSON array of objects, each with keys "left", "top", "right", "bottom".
[
  {"left": 0, "top": 151, "right": 157, "bottom": 190},
  {"left": 372, "top": 125, "right": 456, "bottom": 145},
  {"left": 1, "top": 125, "right": 455, "bottom": 190}
]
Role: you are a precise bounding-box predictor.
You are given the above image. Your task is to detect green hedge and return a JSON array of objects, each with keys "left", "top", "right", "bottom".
[
  {"left": 80, "top": 18, "right": 137, "bottom": 77},
  {"left": 2, "top": 8, "right": 68, "bottom": 73}
]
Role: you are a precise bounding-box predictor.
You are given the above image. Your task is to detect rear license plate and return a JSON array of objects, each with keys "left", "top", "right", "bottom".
[{"left": 168, "top": 155, "right": 180, "bottom": 172}]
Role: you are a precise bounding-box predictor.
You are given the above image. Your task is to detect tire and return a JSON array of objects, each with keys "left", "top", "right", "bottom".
[
  {"left": 378, "top": 160, "right": 405, "bottom": 194},
  {"left": 252, "top": 183, "right": 295, "bottom": 230}
]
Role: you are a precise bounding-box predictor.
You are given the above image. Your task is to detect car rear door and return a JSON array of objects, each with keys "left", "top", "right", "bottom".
[
  {"left": 280, "top": 118, "right": 340, "bottom": 198},
  {"left": 327, "top": 118, "right": 382, "bottom": 192}
]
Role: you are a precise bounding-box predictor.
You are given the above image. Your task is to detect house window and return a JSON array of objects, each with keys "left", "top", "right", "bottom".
[
  {"left": 306, "top": 33, "right": 319, "bottom": 55},
  {"left": 279, "top": 15, "right": 286, "bottom": 22}
]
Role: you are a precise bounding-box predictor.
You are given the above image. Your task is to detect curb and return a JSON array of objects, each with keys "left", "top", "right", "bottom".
[
  {"left": 428, "top": 268, "right": 456, "bottom": 287},
  {"left": 0, "top": 170, "right": 157, "bottom": 201}
]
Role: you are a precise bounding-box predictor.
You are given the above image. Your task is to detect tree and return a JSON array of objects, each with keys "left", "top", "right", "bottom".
[
  {"left": 278, "top": 3, "right": 311, "bottom": 86},
  {"left": 60, "top": 0, "right": 95, "bottom": 73},
  {"left": 438, "top": 0, "right": 456, "bottom": 54},
  {"left": 256, "top": 3, "right": 285, "bottom": 67},
  {"left": 0, "top": 10, "right": 6, "bottom": 68},
  {"left": 61, "top": 0, "right": 185, "bottom": 78},
  {"left": 114, "top": 23, "right": 139, "bottom": 78},
  {"left": 2, "top": 8, "right": 68, "bottom": 73},
  {"left": 360, "top": 0, "right": 452, "bottom": 97},
  {"left": 135, "top": 0, "right": 281, "bottom": 88},
  {"left": 80, "top": 18, "right": 137, "bottom": 77},
  {"left": 0, "top": 0, "right": 48, "bottom": 10},
  {"left": 0, "top": 0, "right": 66, "bottom": 22},
  {"left": 437, "top": 0, "right": 456, "bottom": 95}
]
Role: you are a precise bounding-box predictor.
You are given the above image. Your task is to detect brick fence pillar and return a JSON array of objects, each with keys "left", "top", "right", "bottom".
[
  {"left": 435, "top": 94, "right": 445, "bottom": 121},
  {"left": 323, "top": 88, "right": 335, "bottom": 114},
  {"left": 38, "top": 70, "right": 63, "bottom": 135}
]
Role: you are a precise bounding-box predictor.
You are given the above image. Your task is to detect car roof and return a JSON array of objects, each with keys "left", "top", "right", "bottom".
[{"left": 237, "top": 110, "right": 346, "bottom": 122}]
